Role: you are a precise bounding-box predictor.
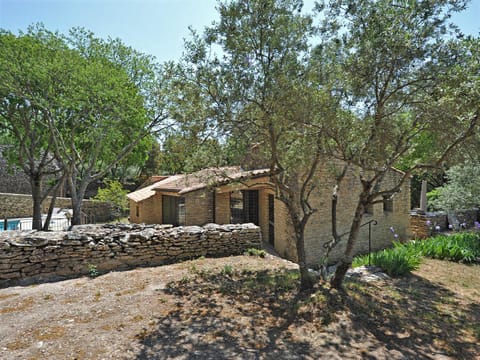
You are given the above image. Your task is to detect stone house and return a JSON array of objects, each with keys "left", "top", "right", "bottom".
[{"left": 127, "top": 165, "right": 410, "bottom": 265}]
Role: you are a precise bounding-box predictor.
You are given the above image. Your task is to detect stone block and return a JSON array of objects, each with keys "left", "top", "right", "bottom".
[{"left": 0, "top": 271, "right": 21, "bottom": 280}]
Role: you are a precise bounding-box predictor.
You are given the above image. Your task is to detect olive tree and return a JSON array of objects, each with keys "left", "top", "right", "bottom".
[
  {"left": 314, "top": 0, "right": 479, "bottom": 287},
  {"left": 172, "top": 0, "right": 338, "bottom": 290}
]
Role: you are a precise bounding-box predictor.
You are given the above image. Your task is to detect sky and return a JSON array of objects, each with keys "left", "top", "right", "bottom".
[{"left": 1, "top": 0, "right": 479, "bottom": 63}]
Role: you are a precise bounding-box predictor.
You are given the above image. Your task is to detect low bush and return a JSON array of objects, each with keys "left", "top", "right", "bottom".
[
  {"left": 408, "top": 232, "right": 480, "bottom": 263},
  {"left": 353, "top": 232, "right": 480, "bottom": 278},
  {"left": 353, "top": 242, "right": 422, "bottom": 277},
  {"left": 244, "top": 248, "right": 267, "bottom": 258}
]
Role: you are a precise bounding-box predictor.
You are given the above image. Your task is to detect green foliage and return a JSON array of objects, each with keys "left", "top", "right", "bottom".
[
  {"left": 87, "top": 263, "right": 99, "bottom": 278},
  {"left": 429, "top": 162, "right": 480, "bottom": 211},
  {"left": 139, "top": 140, "right": 162, "bottom": 178},
  {"left": 318, "top": 0, "right": 479, "bottom": 288},
  {"left": 93, "top": 180, "right": 129, "bottom": 215},
  {"left": 426, "top": 188, "right": 442, "bottom": 209},
  {"left": 354, "top": 232, "right": 480, "bottom": 276},
  {"left": 409, "top": 233, "right": 480, "bottom": 263},
  {"left": 244, "top": 248, "right": 267, "bottom": 258},
  {"left": 0, "top": 24, "right": 171, "bottom": 225},
  {"left": 157, "top": 133, "right": 231, "bottom": 175},
  {"left": 353, "top": 242, "right": 422, "bottom": 277},
  {"left": 221, "top": 264, "right": 234, "bottom": 276}
]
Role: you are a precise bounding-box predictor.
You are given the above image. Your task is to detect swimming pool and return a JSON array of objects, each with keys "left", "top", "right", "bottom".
[{"left": 0, "top": 220, "right": 21, "bottom": 231}]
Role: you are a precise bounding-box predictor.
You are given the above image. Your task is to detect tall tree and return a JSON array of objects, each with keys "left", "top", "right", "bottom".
[
  {"left": 314, "top": 0, "right": 479, "bottom": 287},
  {"left": 47, "top": 28, "right": 172, "bottom": 225},
  {"left": 1, "top": 25, "right": 172, "bottom": 226},
  {"left": 0, "top": 28, "right": 67, "bottom": 230},
  {"left": 174, "top": 0, "right": 338, "bottom": 289}
]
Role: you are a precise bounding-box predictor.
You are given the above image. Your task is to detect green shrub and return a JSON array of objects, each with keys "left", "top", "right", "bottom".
[
  {"left": 87, "top": 263, "right": 99, "bottom": 278},
  {"left": 408, "top": 232, "right": 480, "bottom": 263},
  {"left": 353, "top": 242, "right": 422, "bottom": 277},
  {"left": 353, "top": 232, "right": 480, "bottom": 277},
  {"left": 244, "top": 248, "right": 267, "bottom": 258}
]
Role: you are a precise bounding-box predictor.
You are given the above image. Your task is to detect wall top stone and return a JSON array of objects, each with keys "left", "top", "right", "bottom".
[{"left": 0, "top": 223, "right": 262, "bottom": 248}]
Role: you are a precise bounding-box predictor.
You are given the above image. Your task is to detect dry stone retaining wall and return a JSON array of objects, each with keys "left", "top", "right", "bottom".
[{"left": 0, "top": 223, "right": 262, "bottom": 287}]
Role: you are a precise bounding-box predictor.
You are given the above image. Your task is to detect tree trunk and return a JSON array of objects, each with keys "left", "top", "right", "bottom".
[
  {"left": 294, "top": 223, "right": 314, "bottom": 291},
  {"left": 31, "top": 175, "right": 43, "bottom": 231},
  {"left": 71, "top": 197, "right": 83, "bottom": 226},
  {"left": 67, "top": 168, "right": 90, "bottom": 227},
  {"left": 330, "top": 199, "right": 365, "bottom": 289},
  {"left": 42, "top": 186, "right": 59, "bottom": 231}
]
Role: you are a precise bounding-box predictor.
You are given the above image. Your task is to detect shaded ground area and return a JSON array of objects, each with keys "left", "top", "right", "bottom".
[{"left": 0, "top": 256, "right": 478, "bottom": 359}]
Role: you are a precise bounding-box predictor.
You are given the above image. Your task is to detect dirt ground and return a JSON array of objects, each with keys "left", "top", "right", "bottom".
[{"left": 0, "top": 254, "right": 479, "bottom": 360}]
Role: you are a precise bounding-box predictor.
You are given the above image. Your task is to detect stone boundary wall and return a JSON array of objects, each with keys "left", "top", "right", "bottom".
[
  {"left": 0, "top": 193, "right": 115, "bottom": 222},
  {"left": 410, "top": 208, "right": 479, "bottom": 239},
  {"left": 0, "top": 223, "right": 262, "bottom": 287},
  {"left": 409, "top": 212, "right": 430, "bottom": 239}
]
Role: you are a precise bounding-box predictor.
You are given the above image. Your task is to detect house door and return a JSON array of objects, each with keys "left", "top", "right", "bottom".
[
  {"left": 162, "top": 195, "right": 185, "bottom": 226},
  {"left": 243, "top": 190, "right": 259, "bottom": 225},
  {"left": 268, "top": 194, "right": 275, "bottom": 246}
]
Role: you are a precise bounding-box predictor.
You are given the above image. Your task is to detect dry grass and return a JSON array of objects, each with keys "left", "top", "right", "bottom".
[{"left": 0, "top": 296, "right": 35, "bottom": 314}]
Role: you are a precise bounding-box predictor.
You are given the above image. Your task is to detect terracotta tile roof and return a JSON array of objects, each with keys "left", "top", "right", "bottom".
[
  {"left": 127, "top": 167, "right": 270, "bottom": 202},
  {"left": 136, "top": 175, "right": 171, "bottom": 190},
  {"left": 126, "top": 181, "right": 160, "bottom": 203}
]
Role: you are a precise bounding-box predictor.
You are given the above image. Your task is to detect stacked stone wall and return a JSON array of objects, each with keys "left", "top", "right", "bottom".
[
  {"left": 409, "top": 212, "right": 430, "bottom": 239},
  {"left": 410, "top": 209, "right": 479, "bottom": 239},
  {"left": 0, "top": 223, "right": 262, "bottom": 287}
]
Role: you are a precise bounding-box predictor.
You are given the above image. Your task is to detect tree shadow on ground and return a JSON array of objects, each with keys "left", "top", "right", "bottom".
[
  {"left": 132, "top": 267, "right": 480, "bottom": 359},
  {"left": 133, "top": 269, "right": 316, "bottom": 359},
  {"left": 340, "top": 274, "right": 480, "bottom": 359}
]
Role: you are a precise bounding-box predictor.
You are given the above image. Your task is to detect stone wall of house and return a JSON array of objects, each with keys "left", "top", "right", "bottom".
[
  {"left": 279, "top": 163, "right": 411, "bottom": 266},
  {"left": 130, "top": 193, "right": 163, "bottom": 224},
  {"left": 274, "top": 198, "right": 297, "bottom": 261},
  {"left": 258, "top": 189, "right": 271, "bottom": 247},
  {"left": 0, "top": 193, "right": 116, "bottom": 223},
  {"left": 185, "top": 190, "right": 214, "bottom": 225},
  {"left": 214, "top": 192, "right": 230, "bottom": 224},
  {"left": 0, "top": 223, "right": 262, "bottom": 287}
]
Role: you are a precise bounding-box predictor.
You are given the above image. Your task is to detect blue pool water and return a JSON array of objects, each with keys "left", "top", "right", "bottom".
[{"left": 0, "top": 220, "right": 21, "bottom": 231}]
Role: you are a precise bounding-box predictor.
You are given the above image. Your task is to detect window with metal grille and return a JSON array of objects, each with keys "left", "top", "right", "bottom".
[{"left": 230, "top": 190, "right": 259, "bottom": 225}]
